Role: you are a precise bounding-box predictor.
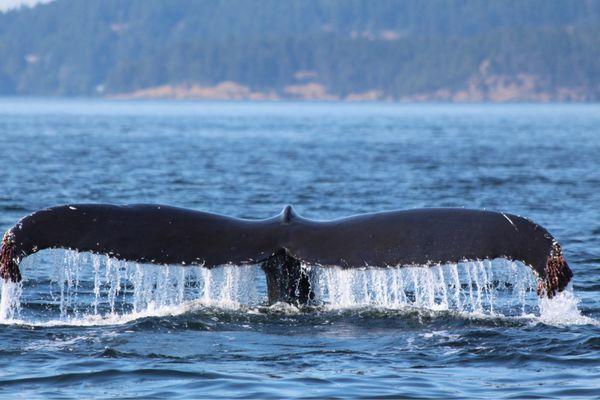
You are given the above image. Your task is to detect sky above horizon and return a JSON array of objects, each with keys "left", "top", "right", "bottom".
[{"left": 0, "top": 0, "right": 52, "bottom": 12}]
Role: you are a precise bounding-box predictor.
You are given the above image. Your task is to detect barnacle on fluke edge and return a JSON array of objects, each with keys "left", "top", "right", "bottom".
[
  {"left": 0, "top": 204, "right": 573, "bottom": 304},
  {"left": 0, "top": 231, "right": 21, "bottom": 282},
  {"left": 538, "top": 242, "right": 573, "bottom": 298}
]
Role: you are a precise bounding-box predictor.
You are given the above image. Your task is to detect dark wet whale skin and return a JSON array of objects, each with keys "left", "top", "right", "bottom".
[{"left": 1, "top": 204, "right": 572, "bottom": 303}]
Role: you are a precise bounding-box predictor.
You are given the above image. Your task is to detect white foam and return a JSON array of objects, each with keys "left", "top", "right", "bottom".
[{"left": 537, "top": 287, "right": 598, "bottom": 326}]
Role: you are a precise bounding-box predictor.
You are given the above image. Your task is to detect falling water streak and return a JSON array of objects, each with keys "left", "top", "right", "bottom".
[
  {"left": 450, "top": 263, "right": 461, "bottom": 310},
  {"left": 310, "top": 259, "right": 545, "bottom": 317},
  {"left": 0, "top": 251, "right": 264, "bottom": 323},
  {"left": 0, "top": 280, "right": 22, "bottom": 320},
  {"left": 92, "top": 256, "right": 101, "bottom": 314},
  {"left": 0, "top": 250, "right": 589, "bottom": 324},
  {"left": 473, "top": 263, "right": 483, "bottom": 313},
  {"left": 464, "top": 262, "right": 476, "bottom": 312}
]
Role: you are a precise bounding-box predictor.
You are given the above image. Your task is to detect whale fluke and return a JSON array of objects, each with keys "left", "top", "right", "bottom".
[{"left": 0, "top": 204, "right": 572, "bottom": 304}]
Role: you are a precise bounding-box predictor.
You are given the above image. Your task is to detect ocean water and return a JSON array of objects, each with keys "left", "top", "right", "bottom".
[{"left": 0, "top": 99, "right": 598, "bottom": 398}]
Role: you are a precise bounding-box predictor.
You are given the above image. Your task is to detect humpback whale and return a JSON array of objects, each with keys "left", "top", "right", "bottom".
[{"left": 0, "top": 204, "right": 572, "bottom": 305}]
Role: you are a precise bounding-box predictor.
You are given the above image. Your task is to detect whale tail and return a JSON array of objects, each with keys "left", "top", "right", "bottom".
[{"left": 0, "top": 204, "right": 573, "bottom": 304}]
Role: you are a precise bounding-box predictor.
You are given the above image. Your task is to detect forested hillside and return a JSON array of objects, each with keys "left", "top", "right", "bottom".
[{"left": 1, "top": 0, "right": 599, "bottom": 100}]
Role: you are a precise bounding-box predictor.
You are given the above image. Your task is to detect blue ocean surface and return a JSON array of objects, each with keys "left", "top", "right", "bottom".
[{"left": 0, "top": 99, "right": 598, "bottom": 399}]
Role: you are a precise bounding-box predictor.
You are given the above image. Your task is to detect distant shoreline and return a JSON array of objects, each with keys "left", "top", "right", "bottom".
[
  {"left": 1, "top": 97, "right": 598, "bottom": 107},
  {"left": 1, "top": 96, "right": 598, "bottom": 104},
  {"left": 108, "top": 80, "right": 595, "bottom": 103}
]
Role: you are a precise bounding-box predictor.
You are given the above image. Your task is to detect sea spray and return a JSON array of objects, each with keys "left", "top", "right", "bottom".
[
  {"left": 0, "top": 249, "right": 593, "bottom": 325},
  {"left": 0, "top": 250, "right": 262, "bottom": 323},
  {"left": 0, "top": 279, "right": 22, "bottom": 320},
  {"left": 310, "top": 259, "right": 538, "bottom": 315},
  {"left": 537, "top": 288, "right": 597, "bottom": 326}
]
